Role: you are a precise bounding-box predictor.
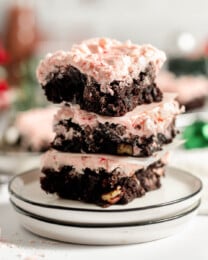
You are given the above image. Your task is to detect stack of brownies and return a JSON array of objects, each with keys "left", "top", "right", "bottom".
[{"left": 37, "top": 38, "right": 182, "bottom": 207}]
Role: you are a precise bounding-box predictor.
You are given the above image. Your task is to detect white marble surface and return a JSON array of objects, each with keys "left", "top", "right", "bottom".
[
  {"left": 169, "top": 148, "right": 208, "bottom": 214},
  {"left": 0, "top": 182, "right": 208, "bottom": 260}
]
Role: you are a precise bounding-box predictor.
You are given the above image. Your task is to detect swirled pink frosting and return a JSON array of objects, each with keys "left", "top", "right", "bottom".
[{"left": 37, "top": 38, "right": 166, "bottom": 93}]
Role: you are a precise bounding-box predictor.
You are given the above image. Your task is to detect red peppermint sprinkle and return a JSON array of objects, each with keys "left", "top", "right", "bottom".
[{"left": 100, "top": 157, "right": 106, "bottom": 163}]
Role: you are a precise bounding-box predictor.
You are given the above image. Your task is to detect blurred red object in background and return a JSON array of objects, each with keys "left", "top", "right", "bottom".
[
  {"left": 0, "top": 79, "right": 10, "bottom": 110},
  {"left": 4, "top": 2, "right": 39, "bottom": 86},
  {"left": 0, "top": 41, "right": 11, "bottom": 110},
  {"left": 0, "top": 79, "right": 9, "bottom": 92},
  {"left": 0, "top": 44, "right": 10, "bottom": 65}
]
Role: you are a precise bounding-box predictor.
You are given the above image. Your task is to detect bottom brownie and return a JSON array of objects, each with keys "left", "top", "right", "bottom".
[{"left": 41, "top": 160, "right": 165, "bottom": 207}]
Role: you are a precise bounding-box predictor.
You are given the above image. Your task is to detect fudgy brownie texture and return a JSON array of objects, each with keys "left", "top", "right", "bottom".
[
  {"left": 42, "top": 63, "right": 163, "bottom": 116},
  {"left": 53, "top": 119, "right": 177, "bottom": 157},
  {"left": 41, "top": 160, "right": 165, "bottom": 207}
]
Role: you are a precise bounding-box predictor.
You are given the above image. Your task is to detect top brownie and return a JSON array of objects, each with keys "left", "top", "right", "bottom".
[{"left": 37, "top": 38, "right": 166, "bottom": 116}]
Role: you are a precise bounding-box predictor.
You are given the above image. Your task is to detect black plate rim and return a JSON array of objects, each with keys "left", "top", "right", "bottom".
[
  {"left": 8, "top": 167, "right": 202, "bottom": 213},
  {"left": 11, "top": 199, "right": 200, "bottom": 228}
]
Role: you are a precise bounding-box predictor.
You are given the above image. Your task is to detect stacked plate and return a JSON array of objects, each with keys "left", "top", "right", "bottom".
[{"left": 9, "top": 167, "right": 202, "bottom": 245}]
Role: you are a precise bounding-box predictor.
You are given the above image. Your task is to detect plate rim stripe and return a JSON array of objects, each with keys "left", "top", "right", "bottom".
[
  {"left": 8, "top": 167, "right": 203, "bottom": 213},
  {"left": 11, "top": 199, "right": 201, "bottom": 228}
]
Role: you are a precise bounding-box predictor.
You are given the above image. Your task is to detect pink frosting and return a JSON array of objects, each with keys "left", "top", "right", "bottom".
[
  {"left": 54, "top": 93, "right": 182, "bottom": 140},
  {"left": 157, "top": 71, "right": 208, "bottom": 103},
  {"left": 15, "top": 107, "right": 57, "bottom": 151},
  {"left": 37, "top": 38, "right": 166, "bottom": 93},
  {"left": 41, "top": 149, "right": 166, "bottom": 177}
]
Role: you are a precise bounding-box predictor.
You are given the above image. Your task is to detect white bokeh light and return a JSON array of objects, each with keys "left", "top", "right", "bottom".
[{"left": 177, "top": 32, "right": 196, "bottom": 53}]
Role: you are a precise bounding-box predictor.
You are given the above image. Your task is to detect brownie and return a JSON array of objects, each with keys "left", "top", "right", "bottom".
[
  {"left": 41, "top": 160, "right": 165, "bottom": 207},
  {"left": 42, "top": 63, "right": 162, "bottom": 116},
  {"left": 183, "top": 96, "right": 206, "bottom": 111},
  {"left": 37, "top": 38, "right": 166, "bottom": 116}
]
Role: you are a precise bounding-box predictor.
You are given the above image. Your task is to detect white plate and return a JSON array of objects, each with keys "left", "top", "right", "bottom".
[
  {"left": 9, "top": 167, "right": 202, "bottom": 224},
  {"left": 12, "top": 200, "right": 200, "bottom": 245}
]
